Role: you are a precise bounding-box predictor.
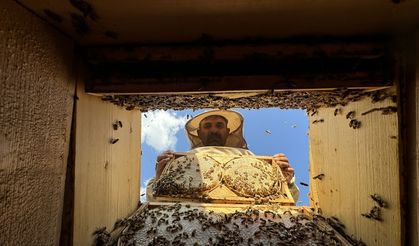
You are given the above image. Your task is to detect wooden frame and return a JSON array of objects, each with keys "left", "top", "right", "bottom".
[
  {"left": 153, "top": 154, "right": 294, "bottom": 205},
  {"left": 84, "top": 39, "right": 394, "bottom": 95}
]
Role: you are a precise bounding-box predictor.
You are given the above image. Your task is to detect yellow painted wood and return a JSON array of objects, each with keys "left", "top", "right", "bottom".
[
  {"left": 309, "top": 90, "right": 400, "bottom": 245},
  {"left": 73, "top": 81, "right": 141, "bottom": 246}
]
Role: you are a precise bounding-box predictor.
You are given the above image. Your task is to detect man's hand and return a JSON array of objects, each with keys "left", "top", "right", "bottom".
[
  {"left": 155, "top": 150, "right": 174, "bottom": 180},
  {"left": 273, "top": 153, "right": 294, "bottom": 184}
]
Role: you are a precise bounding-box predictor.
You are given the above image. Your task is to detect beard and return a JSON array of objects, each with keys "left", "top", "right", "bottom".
[{"left": 205, "top": 133, "right": 224, "bottom": 146}]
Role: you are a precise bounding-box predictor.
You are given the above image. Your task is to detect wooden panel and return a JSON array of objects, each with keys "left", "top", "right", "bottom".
[
  {"left": 85, "top": 40, "right": 394, "bottom": 95},
  {"left": 308, "top": 89, "right": 400, "bottom": 245},
  {"left": 15, "top": 0, "right": 419, "bottom": 45},
  {"left": 73, "top": 81, "right": 141, "bottom": 246},
  {"left": 404, "top": 30, "right": 419, "bottom": 246},
  {"left": 414, "top": 29, "right": 419, "bottom": 246},
  {"left": 0, "top": 1, "right": 75, "bottom": 245}
]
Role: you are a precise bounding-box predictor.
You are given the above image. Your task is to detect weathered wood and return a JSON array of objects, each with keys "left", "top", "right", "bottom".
[
  {"left": 0, "top": 1, "right": 75, "bottom": 245},
  {"left": 86, "top": 42, "right": 387, "bottom": 63},
  {"left": 85, "top": 41, "right": 394, "bottom": 95},
  {"left": 308, "top": 89, "right": 400, "bottom": 245},
  {"left": 402, "top": 32, "right": 419, "bottom": 246},
  {"left": 73, "top": 81, "right": 141, "bottom": 245}
]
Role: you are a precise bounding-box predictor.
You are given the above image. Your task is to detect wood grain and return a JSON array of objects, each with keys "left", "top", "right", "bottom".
[
  {"left": 73, "top": 81, "right": 141, "bottom": 245},
  {"left": 0, "top": 1, "right": 75, "bottom": 245},
  {"left": 309, "top": 90, "right": 400, "bottom": 245}
]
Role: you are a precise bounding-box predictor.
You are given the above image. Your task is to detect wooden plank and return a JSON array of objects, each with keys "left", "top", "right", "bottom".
[
  {"left": 403, "top": 31, "right": 419, "bottom": 246},
  {"left": 86, "top": 75, "right": 392, "bottom": 95},
  {"left": 414, "top": 29, "right": 419, "bottom": 246},
  {"left": 73, "top": 81, "right": 141, "bottom": 246},
  {"left": 0, "top": 1, "right": 75, "bottom": 245},
  {"left": 86, "top": 42, "right": 387, "bottom": 63},
  {"left": 85, "top": 40, "right": 394, "bottom": 95},
  {"left": 308, "top": 88, "right": 400, "bottom": 245}
]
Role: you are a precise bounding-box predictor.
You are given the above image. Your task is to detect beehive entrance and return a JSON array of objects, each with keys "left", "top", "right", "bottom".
[{"left": 79, "top": 38, "right": 400, "bottom": 245}]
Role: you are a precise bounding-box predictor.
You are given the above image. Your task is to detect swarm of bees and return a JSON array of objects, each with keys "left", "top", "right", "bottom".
[
  {"left": 113, "top": 204, "right": 363, "bottom": 246},
  {"left": 103, "top": 89, "right": 392, "bottom": 112},
  {"left": 153, "top": 155, "right": 222, "bottom": 198}
]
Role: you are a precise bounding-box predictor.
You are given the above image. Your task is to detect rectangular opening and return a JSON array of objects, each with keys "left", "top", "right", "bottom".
[{"left": 140, "top": 108, "right": 310, "bottom": 206}]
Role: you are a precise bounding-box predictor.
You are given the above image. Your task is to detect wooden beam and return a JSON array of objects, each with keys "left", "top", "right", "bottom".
[{"left": 84, "top": 39, "right": 395, "bottom": 95}]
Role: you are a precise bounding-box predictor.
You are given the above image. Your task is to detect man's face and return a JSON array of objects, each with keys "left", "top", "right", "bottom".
[{"left": 197, "top": 115, "right": 230, "bottom": 146}]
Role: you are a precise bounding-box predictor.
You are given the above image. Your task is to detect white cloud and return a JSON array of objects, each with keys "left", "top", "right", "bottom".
[
  {"left": 141, "top": 110, "right": 187, "bottom": 153},
  {"left": 140, "top": 177, "right": 153, "bottom": 202}
]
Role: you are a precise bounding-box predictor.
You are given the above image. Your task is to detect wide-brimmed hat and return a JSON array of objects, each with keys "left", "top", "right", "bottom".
[{"left": 185, "top": 110, "right": 247, "bottom": 149}]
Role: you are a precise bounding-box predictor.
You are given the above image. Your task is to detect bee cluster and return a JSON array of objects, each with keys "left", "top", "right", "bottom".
[
  {"left": 153, "top": 155, "right": 222, "bottom": 198},
  {"left": 153, "top": 154, "right": 287, "bottom": 201},
  {"left": 115, "top": 203, "right": 360, "bottom": 246},
  {"left": 361, "top": 194, "right": 387, "bottom": 221},
  {"left": 223, "top": 158, "right": 285, "bottom": 199},
  {"left": 102, "top": 89, "right": 394, "bottom": 112}
]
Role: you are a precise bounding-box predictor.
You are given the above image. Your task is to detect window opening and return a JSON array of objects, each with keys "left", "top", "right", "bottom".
[{"left": 140, "top": 108, "right": 309, "bottom": 205}]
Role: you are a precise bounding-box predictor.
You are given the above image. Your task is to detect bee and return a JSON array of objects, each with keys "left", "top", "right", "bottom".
[
  {"left": 349, "top": 119, "right": 361, "bottom": 129},
  {"left": 312, "top": 173, "right": 325, "bottom": 180},
  {"left": 92, "top": 226, "right": 107, "bottom": 235},
  {"left": 110, "top": 138, "right": 119, "bottom": 144},
  {"left": 361, "top": 206, "right": 382, "bottom": 221},
  {"left": 334, "top": 108, "right": 341, "bottom": 116},
  {"left": 346, "top": 111, "right": 355, "bottom": 119},
  {"left": 370, "top": 194, "right": 387, "bottom": 208},
  {"left": 312, "top": 119, "right": 324, "bottom": 124},
  {"left": 125, "top": 105, "right": 135, "bottom": 111}
]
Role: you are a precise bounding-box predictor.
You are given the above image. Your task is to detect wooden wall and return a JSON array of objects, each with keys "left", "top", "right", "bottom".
[
  {"left": 73, "top": 81, "right": 141, "bottom": 245},
  {"left": 0, "top": 1, "right": 75, "bottom": 245},
  {"left": 309, "top": 90, "right": 400, "bottom": 245},
  {"left": 404, "top": 31, "right": 419, "bottom": 246}
]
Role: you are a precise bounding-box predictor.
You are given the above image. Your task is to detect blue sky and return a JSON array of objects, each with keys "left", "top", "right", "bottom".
[{"left": 140, "top": 108, "right": 309, "bottom": 205}]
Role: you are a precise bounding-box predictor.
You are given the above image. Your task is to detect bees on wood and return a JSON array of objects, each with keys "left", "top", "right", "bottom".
[
  {"left": 110, "top": 138, "right": 119, "bottom": 144},
  {"left": 349, "top": 119, "right": 361, "bottom": 129},
  {"left": 312, "top": 119, "right": 324, "bottom": 124},
  {"left": 312, "top": 173, "right": 325, "bottom": 180},
  {"left": 370, "top": 194, "right": 387, "bottom": 208},
  {"left": 361, "top": 206, "right": 382, "bottom": 221},
  {"left": 346, "top": 111, "right": 355, "bottom": 119}
]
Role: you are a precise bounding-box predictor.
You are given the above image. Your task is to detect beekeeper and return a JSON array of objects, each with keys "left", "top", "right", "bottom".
[{"left": 147, "top": 110, "right": 299, "bottom": 201}]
